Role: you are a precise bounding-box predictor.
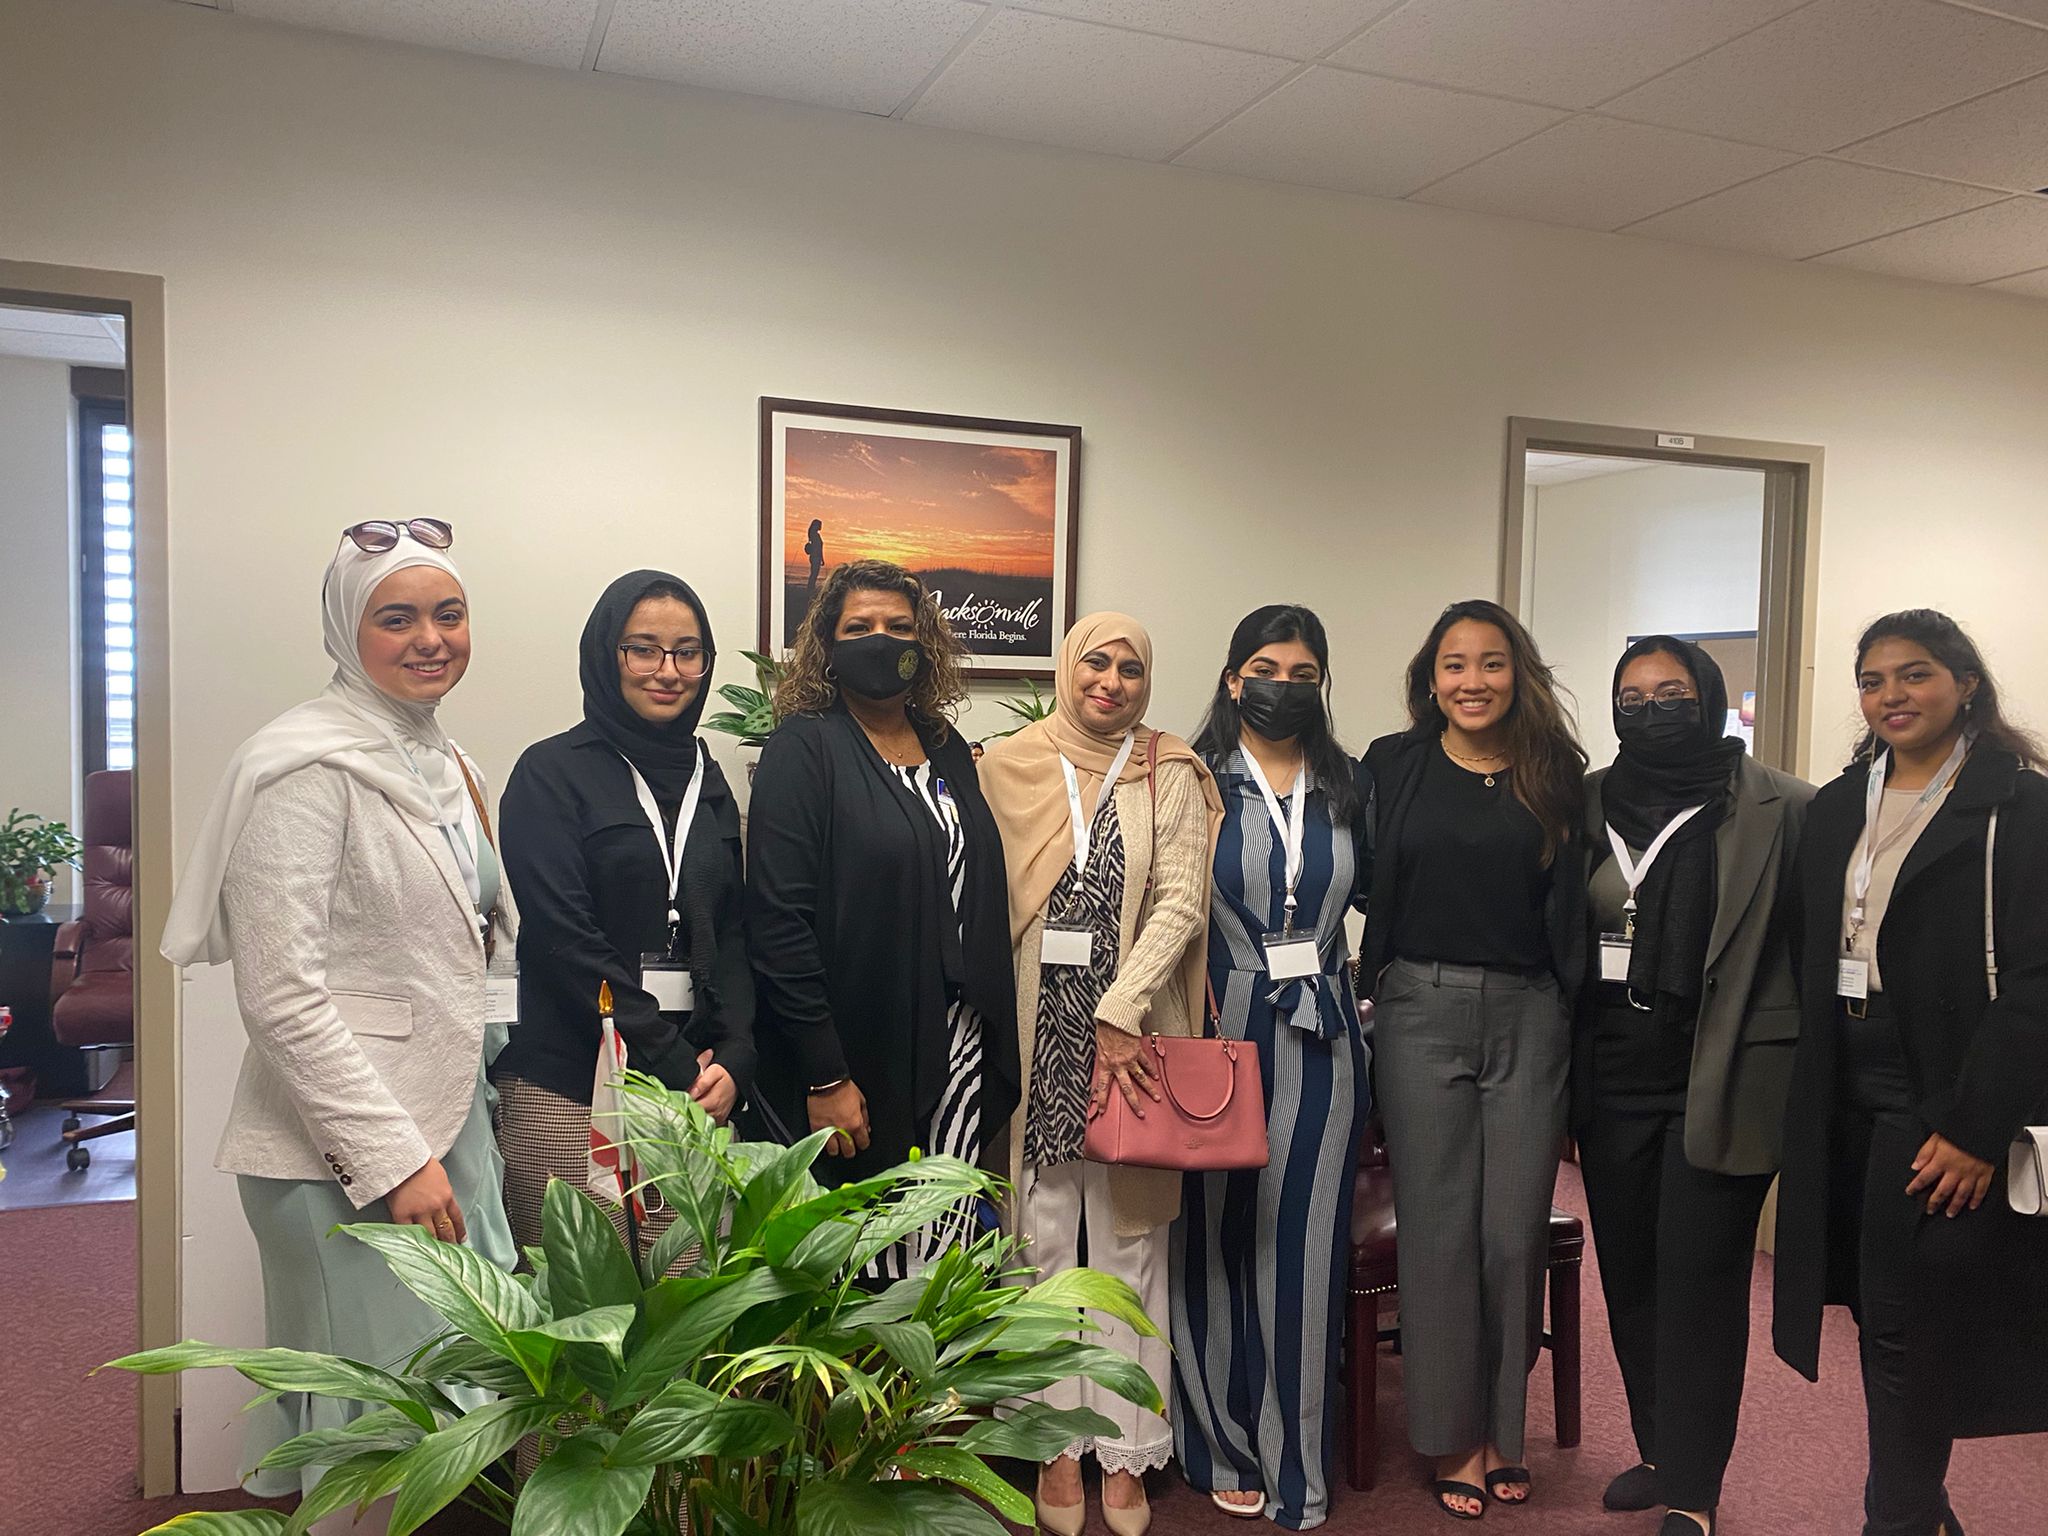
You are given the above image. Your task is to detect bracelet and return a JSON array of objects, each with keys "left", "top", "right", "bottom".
[{"left": 808, "top": 1077, "right": 848, "bottom": 1095}]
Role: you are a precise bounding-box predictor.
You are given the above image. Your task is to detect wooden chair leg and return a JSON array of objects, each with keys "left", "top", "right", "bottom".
[
  {"left": 1346, "top": 1291, "right": 1378, "bottom": 1491},
  {"left": 1550, "top": 1260, "right": 1581, "bottom": 1449}
]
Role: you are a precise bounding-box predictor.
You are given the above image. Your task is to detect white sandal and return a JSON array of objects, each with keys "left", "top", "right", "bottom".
[{"left": 1211, "top": 1491, "right": 1266, "bottom": 1519}]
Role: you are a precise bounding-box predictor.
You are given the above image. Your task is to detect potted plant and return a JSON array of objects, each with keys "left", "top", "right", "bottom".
[
  {"left": 984, "top": 680, "right": 1054, "bottom": 740},
  {"left": 703, "top": 650, "right": 788, "bottom": 784},
  {"left": 108, "top": 1073, "right": 1159, "bottom": 1536},
  {"left": 0, "top": 809, "right": 84, "bottom": 917}
]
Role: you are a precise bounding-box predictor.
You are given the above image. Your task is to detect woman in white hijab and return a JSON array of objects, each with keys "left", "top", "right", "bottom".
[{"left": 163, "top": 520, "right": 518, "bottom": 1504}]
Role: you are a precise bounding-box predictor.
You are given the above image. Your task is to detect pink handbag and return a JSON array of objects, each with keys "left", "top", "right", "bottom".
[{"left": 1083, "top": 978, "right": 1270, "bottom": 1171}]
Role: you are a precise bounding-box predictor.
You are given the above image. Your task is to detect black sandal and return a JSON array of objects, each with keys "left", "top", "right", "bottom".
[
  {"left": 1485, "top": 1467, "right": 1531, "bottom": 1505},
  {"left": 1430, "top": 1479, "right": 1487, "bottom": 1520}
]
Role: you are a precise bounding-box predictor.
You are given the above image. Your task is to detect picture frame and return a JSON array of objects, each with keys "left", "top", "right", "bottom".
[{"left": 759, "top": 397, "right": 1080, "bottom": 678}]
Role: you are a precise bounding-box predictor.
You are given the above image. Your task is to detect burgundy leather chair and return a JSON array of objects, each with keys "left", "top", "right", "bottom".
[
  {"left": 50, "top": 769, "right": 135, "bottom": 1171},
  {"left": 1344, "top": 1123, "right": 1584, "bottom": 1491}
]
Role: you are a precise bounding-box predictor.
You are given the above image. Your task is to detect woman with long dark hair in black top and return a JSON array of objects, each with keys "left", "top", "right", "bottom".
[
  {"left": 1774, "top": 609, "right": 2048, "bottom": 1536},
  {"left": 494, "top": 570, "right": 755, "bottom": 1256},
  {"left": 744, "top": 560, "right": 1018, "bottom": 1271}
]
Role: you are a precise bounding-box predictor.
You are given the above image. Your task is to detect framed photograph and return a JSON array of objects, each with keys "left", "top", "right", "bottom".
[{"left": 760, "top": 397, "right": 1080, "bottom": 677}]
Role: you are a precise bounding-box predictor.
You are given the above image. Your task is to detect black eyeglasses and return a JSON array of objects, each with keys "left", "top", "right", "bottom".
[
  {"left": 344, "top": 519, "right": 454, "bottom": 553},
  {"left": 619, "top": 642, "right": 712, "bottom": 680},
  {"left": 1615, "top": 685, "right": 1696, "bottom": 715}
]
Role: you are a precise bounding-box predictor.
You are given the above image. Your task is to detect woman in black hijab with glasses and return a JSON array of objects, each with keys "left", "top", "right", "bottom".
[
  {"left": 493, "top": 570, "right": 755, "bottom": 1254},
  {"left": 1575, "top": 637, "right": 1811, "bottom": 1536}
]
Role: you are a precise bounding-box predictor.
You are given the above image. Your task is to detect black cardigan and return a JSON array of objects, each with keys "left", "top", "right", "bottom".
[
  {"left": 1358, "top": 722, "right": 1588, "bottom": 1003},
  {"left": 743, "top": 706, "right": 1019, "bottom": 1183},
  {"left": 1773, "top": 748, "right": 2048, "bottom": 1437},
  {"left": 494, "top": 723, "right": 756, "bottom": 1103}
]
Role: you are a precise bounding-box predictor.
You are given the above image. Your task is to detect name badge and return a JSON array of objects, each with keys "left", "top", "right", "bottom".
[
  {"left": 1836, "top": 956, "right": 1870, "bottom": 1001},
  {"left": 641, "top": 955, "right": 695, "bottom": 1013},
  {"left": 484, "top": 973, "right": 520, "bottom": 1026},
  {"left": 1598, "top": 935, "right": 1632, "bottom": 984},
  {"left": 1262, "top": 932, "right": 1320, "bottom": 982},
  {"left": 1041, "top": 924, "right": 1093, "bottom": 968}
]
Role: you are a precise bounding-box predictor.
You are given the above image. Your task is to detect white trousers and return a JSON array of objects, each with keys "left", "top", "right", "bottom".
[{"left": 1021, "top": 1157, "right": 1173, "bottom": 1474}]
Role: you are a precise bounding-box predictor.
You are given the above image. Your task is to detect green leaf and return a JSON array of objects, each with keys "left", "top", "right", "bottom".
[
  {"left": 379, "top": 1398, "right": 563, "bottom": 1536},
  {"left": 862, "top": 1319, "right": 937, "bottom": 1381},
  {"left": 758, "top": 1175, "right": 900, "bottom": 1265},
  {"left": 255, "top": 1406, "right": 425, "bottom": 1470},
  {"left": 415, "top": 1337, "right": 533, "bottom": 1395},
  {"left": 336, "top": 1224, "right": 544, "bottom": 1378},
  {"left": 1024, "top": 1266, "right": 1161, "bottom": 1339},
  {"left": 929, "top": 1341, "right": 1161, "bottom": 1411},
  {"left": 104, "top": 1341, "right": 433, "bottom": 1424},
  {"left": 607, "top": 1379, "right": 798, "bottom": 1466},
  {"left": 507, "top": 1303, "right": 638, "bottom": 1369},
  {"left": 286, "top": 1451, "right": 401, "bottom": 1536},
  {"left": 896, "top": 1447, "right": 1033, "bottom": 1526},
  {"left": 729, "top": 1132, "right": 833, "bottom": 1248},
  {"left": 797, "top": 1481, "right": 1007, "bottom": 1536},
  {"left": 614, "top": 1268, "right": 814, "bottom": 1403},
  {"left": 541, "top": 1179, "right": 642, "bottom": 1316},
  {"left": 512, "top": 1434, "right": 655, "bottom": 1536},
  {"left": 954, "top": 1403, "right": 1119, "bottom": 1462},
  {"left": 136, "top": 1515, "right": 290, "bottom": 1536}
]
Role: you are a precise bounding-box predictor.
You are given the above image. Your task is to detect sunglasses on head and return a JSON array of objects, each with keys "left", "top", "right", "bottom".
[{"left": 343, "top": 518, "right": 454, "bottom": 554}]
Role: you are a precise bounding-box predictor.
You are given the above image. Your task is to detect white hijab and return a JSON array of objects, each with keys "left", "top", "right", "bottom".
[{"left": 162, "top": 535, "right": 472, "bottom": 965}]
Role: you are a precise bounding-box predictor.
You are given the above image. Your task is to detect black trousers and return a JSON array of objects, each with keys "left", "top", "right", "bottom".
[
  {"left": 1839, "top": 1000, "right": 1957, "bottom": 1536},
  {"left": 1579, "top": 1106, "right": 1773, "bottom": 1511}
]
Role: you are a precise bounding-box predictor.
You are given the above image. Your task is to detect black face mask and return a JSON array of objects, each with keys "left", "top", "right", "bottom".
[
  {"left": 1237, "top": 677, "right": 1323, "bottom": 741},
  {"left": 833, "top": 633, "right": 924, "bottom": 701},
  {"left": 1616, "top": 698, "right": 1703, "bottom": 758}
]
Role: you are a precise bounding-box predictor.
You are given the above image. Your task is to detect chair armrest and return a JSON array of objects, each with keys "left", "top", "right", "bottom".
[{"left": 50, "top": 919, "right": 86, "bottom": 1005}]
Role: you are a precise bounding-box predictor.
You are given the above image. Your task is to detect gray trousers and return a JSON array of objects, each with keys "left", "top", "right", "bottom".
[{"left": 1373, "top": 959, "right": 1569, "bottom": 1461}]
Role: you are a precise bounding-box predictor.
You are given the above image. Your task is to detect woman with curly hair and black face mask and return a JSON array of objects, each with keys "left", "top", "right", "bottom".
[{"left": 743, "top": 561, "right": 1019, "bottom": 1272}]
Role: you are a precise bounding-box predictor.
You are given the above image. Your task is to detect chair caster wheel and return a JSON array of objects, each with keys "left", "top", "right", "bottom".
[
  {"left": 67, "top": 1143, "right": 91, "bottom": 1172},
  {"left": 62, "top": 1113, "right": 82, "bottom": 1135}
]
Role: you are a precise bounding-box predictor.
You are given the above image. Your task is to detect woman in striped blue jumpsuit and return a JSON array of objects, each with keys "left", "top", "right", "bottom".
[{"left": 1172, "top": 605, "right": 1371, "bottom": 1531}]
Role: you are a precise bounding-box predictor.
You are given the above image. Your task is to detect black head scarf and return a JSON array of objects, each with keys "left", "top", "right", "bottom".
[
  {"left": 579, "top": 570, "right": 717, "bottom": 811},
  {"left": 1599, "top": 636, "right": 1745, "bottom": 1005}
]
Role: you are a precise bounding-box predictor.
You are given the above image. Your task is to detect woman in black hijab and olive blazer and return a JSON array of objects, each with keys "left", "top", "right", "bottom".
[
  {"left": 493, "top": 570, "right": 754, "bottom": 1252},
  {"left": 1575, "top": 636, "right": 1811, "bottom": 1536}
]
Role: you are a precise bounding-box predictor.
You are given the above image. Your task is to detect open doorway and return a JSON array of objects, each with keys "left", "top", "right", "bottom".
[{"left": 1502, "top": 418, "right": 1823, "bottom": 777}]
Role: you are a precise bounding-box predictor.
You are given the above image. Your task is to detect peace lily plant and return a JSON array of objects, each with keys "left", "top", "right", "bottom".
[{"left": 109, "top": 1073, "right": 1159, "bottom": 1536}]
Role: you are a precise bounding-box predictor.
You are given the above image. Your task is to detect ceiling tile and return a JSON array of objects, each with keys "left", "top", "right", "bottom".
[
  {"left": 1177, "top": 67, "right": 1563, "bottom": 197},
  {"left": 905, "top": 10, "right": 1294, "bottom": 160},
  {"left": 597, "top": 0, "right": 985, "bottom": 115},
  {"left": 1411, "top": 114, "right": 1796, "bottom": 231},
  {"left": 1814, "top": 196, "right": 2048, "bottom": 281},
  {"left": 1014, "top": 1, "right": 1405, "bottom": 60},
  {"left": 1625, "top": 159, "right": 2004, "bottom": 259},
  {"left": 234, "top": 0, "right": 601, "bottom": 68},
  {"left": 1979, "top": 264, "right": 2048, "bottom": 297},
  {"left": 1601, "top": 0, "right": 2048, "bottom": 153},
  {"left": 1329, "top": 0, "right": 1807, "bottom": 111},
  {"left": 1841, "top": 70, "right": 2048, "bottom": 193}
]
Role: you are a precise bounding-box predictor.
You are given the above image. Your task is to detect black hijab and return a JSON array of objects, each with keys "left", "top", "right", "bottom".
[
  {"left": 579, "top": 570, "right": 717, "bottom": 811},
  {"left": 1599, "top": 636, "right": 1745, "bottom": 1005}
]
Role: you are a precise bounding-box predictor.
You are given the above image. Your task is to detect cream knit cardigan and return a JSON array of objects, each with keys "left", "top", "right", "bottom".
[{"left": 998, "top": 756, "right": 1214, "bottom": 1236}]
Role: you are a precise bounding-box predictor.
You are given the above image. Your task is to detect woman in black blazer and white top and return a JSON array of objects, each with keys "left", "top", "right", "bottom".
[
  {"left": 1576, "top": 637, "right": 1812, "bottom": 1536},
  {"left": 1774, "top": 610, "right": 2048, "bottom": 1536},
  {"left": 495, "top": 570, "right": 754, "bottom": 1255},
  {"left": 744, "top": 560, "right": 1019, "bottom": 1261}
]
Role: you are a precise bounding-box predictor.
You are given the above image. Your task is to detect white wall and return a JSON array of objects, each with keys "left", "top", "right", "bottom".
[
  {"left": 7, "top": 0, "right": 2048, "bottom": 1489},
  {"left": 0, "top": 354, "right": 78, "bottom": 900},
  {"left": 1528, "top": 462, "right": 1766, "bottom": 766}
]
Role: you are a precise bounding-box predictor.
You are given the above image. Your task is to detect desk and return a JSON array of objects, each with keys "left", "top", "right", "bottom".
[{"left": 0, "top": 907, "right": 86, "bottom": 1097}]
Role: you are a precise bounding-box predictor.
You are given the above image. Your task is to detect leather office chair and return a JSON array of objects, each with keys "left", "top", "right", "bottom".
[{"left": 49, "top": 769, "right": 135, "bottom": 1172}]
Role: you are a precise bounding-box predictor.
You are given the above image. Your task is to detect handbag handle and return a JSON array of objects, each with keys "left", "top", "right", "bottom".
[{"left": 1146, "top": 1031, "right": 1242, "bottom": 1123}]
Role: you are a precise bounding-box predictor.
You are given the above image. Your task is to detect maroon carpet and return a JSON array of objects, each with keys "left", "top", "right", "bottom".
[{"left": 4, "top": 1170, "right": 2041, "bottom": 1534}]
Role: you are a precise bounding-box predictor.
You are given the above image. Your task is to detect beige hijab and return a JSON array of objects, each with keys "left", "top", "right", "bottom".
[{"left": 980, "top": 612, "right": 1223, "bottom": 952}]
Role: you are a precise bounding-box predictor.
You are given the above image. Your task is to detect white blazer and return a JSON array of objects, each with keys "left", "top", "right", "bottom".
[{"left": 213, "top": 758, "right": 518, "bottom": 1207}]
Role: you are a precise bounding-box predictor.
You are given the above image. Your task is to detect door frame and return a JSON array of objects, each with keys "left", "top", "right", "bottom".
[
  {"left": 0, "top": 260, "right": 177, "bottom": 1497},
  {"left": 1501, "top": 416, "right": 1825, "bottom": 777}
]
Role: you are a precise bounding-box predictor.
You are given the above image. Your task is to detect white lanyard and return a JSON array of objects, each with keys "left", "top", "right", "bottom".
[
  {"left": 1848, "top": 735, "right": 1968, "bottom": 948},
  {"left": 1605, "top": 804, "right": 1707, "bottom": 933},
  {"left": 1058, "top": 731, "right": 1135, "bottom": 886},
  {"left": 366, "top": 720, "right": 484, "bottom": 919},
  {"left": 621, "top": 746, "right": 707, "bottom": 929},
  {"left": 1240, "top": 749, "right": 1307, "bottom": 928}
]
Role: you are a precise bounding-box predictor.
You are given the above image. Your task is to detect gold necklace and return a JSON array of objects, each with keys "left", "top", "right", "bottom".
[{"left": 1441, "top": 736, "right": 1510, "bottom": 788}]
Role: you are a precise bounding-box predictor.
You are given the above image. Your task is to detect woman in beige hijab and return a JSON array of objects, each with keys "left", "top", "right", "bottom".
[{"left": 979, "top": 613, "right": 1223, "bottom": 1536}]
